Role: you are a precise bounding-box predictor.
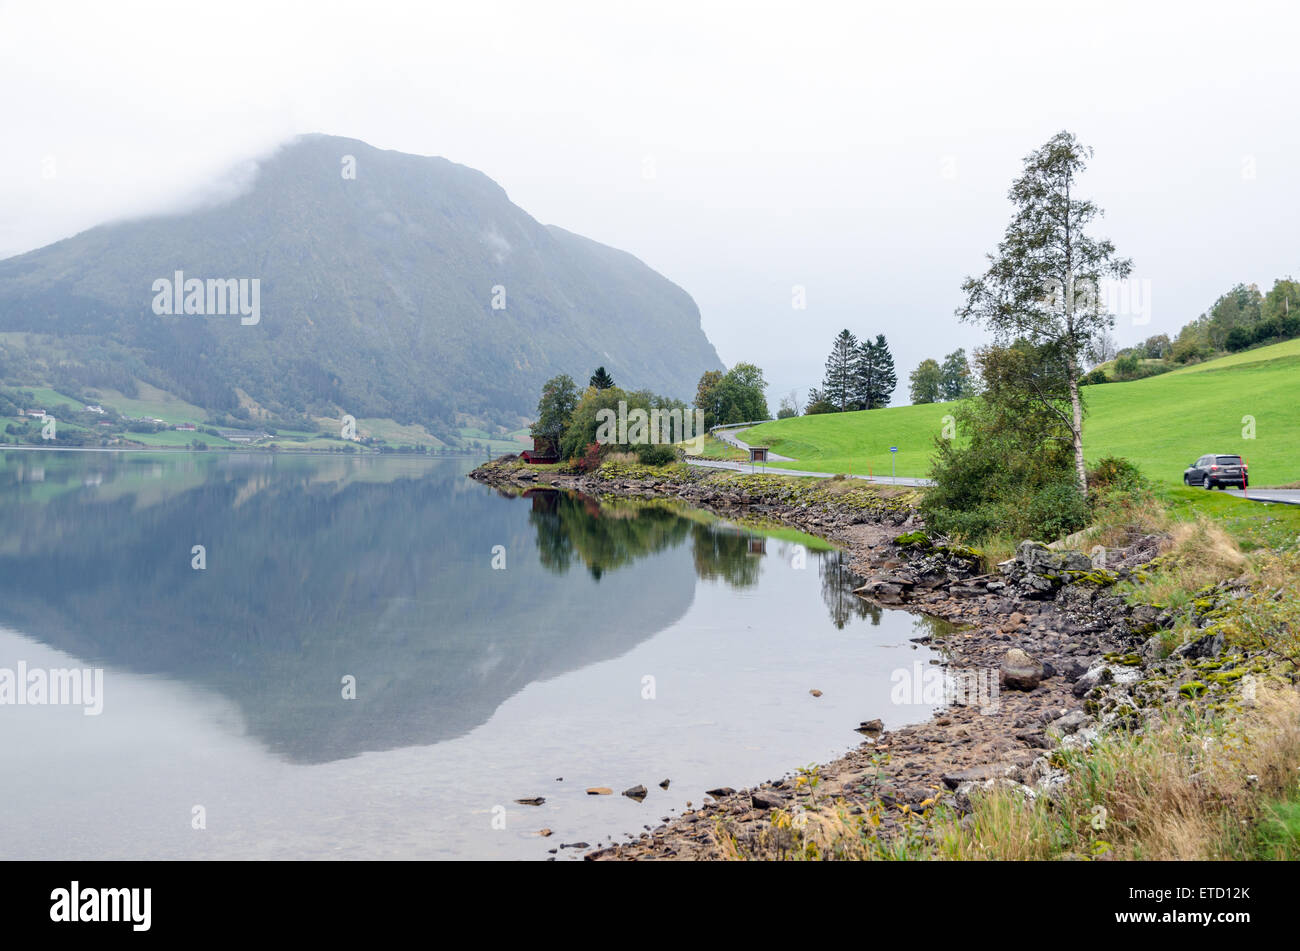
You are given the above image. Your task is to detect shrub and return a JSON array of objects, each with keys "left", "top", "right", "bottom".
[
  {"left": 634, "top": 443, "right": 677, "bottom": 466},
  {"left": 1113, "top": 352, "right": 1142, "bottom": 379},
  {"left": 1225, "top": 326, "right": 1252, "bottom": 352},
  {"left": 574, "top": 441, "right": 603, "bottom": 473},
  {"left": 1088, "top": 456, "right": 1143, "bottom": 492},
  {"left": 1021, "top": 480, "right": 1092, "bottom": 541}
]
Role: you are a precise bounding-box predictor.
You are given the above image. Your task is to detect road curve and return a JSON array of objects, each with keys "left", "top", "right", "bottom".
[
  {"left": 687, "top": 457, "right": 933, "bottom": 487},
  {"left": 710, "top": 426, "right": 795, "bottom": 461}
]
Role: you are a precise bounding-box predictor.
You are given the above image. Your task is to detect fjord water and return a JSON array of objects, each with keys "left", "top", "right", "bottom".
[{"left": 0, "top": 451, "right": 943, "bottom": 860}]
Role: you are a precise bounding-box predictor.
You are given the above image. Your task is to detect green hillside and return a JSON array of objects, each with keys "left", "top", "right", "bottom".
[{"left": 743, "top": 338, "right": 1300, "bottom": 486}]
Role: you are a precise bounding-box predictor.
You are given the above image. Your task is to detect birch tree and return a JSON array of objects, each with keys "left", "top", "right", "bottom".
[{"left": 957, "top": 131, "right": 1132, "bottom": 495}]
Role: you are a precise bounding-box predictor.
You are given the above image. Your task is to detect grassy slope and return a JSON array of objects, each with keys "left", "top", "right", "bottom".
[
  {"left": 743, "top": 338, "right": 1300, "bottom": 486},
  {"left": 89, "top": 382, "right": 209, "bottom": 424}
]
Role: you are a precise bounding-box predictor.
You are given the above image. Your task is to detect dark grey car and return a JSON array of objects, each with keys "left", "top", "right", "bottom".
[{"left": 1183, "top": 454, "right": 1248, "bottom": 489}]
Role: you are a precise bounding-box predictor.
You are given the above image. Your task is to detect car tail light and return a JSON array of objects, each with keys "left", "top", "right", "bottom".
[{"left": 1211, "top": 465, "right": 1219, "bottom": 470}]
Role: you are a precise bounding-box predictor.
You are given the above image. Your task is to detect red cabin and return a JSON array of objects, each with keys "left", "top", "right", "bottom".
[{"left": 520, "top": 436, "right": 560, "bottom": 465}]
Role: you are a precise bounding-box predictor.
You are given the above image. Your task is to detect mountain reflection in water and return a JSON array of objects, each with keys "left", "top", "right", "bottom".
[{"left": 0, "top": 452, "right": 890, "bottom": 764}]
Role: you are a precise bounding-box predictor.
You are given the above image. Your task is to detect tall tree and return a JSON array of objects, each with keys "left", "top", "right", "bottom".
[
  {"left": 958, "top": 131, "right": 1132, "bottom": 494},
  {"left": 589, "top": 366, "right": 615, "bottom": 390},
  {"left": 530, "top": 374, "right": 577, "bottom": 452},
  {"left": 908, "top": 358, "right": 944, "bottom": 404},
  {"left": 939, "top": 348, "right": 971, "bottom": 400},
  {"left": 821, "top": 330, "right": 858, "bottom": 412},
  {"left": 871, "top": 335, "right": 897, "bottom": 407},
  {"left": 853, "top": 334, "right": 896, "bottom": 409},
  {"left": 1262, "top": 278, "right": 1300, "bottom": 323},
  {"left": 694, "top": 369, "right": 724, "bottom": 427}
]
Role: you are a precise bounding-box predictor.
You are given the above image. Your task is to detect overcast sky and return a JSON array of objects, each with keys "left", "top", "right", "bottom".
[{"left": 3, "top": 0, "right": 1298, "bottom": 405}]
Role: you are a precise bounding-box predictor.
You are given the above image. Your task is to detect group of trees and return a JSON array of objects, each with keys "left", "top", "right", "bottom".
[
  {"left": 530, "top": 368, "right": 688, "bottom": 464},
  {"left": 1078, "top": 277, "right": 1300, "bottom": 388},
  {"left": 807, "top": 330, "right": 897, "bottom": 413},
  {"left": 693, "top": 363, "right": 769, "bottom": 429},
  {"left": 1173, "top": 279, "right": 1300, "bottom": 358},
  {"left": 907, "top": 349, "right": 972, "bottom": 404},
  {"left": 529, "top": 362, "right": 769, "bottom": 466}
]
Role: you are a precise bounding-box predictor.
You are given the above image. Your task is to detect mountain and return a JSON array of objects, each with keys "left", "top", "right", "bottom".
[{"left": 0, "top": 134, "right": 722, "bottom": 435}]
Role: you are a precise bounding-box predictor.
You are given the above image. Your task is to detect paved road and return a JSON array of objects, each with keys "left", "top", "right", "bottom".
[
  {"left": 711, "top": 426, "right": 795, "bottom": 461},
  {"left": 1224, "top": 488, "right": 1300, "bottom": 505},
  {"left": 687, "top": 457, "right": 933, "bottom": 487}
]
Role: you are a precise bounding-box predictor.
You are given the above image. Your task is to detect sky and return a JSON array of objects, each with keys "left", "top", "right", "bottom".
[{"left": 2, "top": 0, "right": 1298, "bottom": 406}]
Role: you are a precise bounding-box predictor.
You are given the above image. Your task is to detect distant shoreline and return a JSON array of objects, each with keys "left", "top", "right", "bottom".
[{"left": 0, "top": 445, "right": 491, "bottom": 457}]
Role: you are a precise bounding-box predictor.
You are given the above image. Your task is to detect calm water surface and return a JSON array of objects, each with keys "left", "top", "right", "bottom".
[{"left": 0, "top": 451, "right": 945, "bottom": 859}]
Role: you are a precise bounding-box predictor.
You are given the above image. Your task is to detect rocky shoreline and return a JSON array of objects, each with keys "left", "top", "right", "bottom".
[{"left": 468, "top": 458, "right": 1218, "bottom": 861}]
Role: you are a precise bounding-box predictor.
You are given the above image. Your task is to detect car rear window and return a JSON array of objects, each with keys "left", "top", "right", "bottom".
[{"left": 1216, "top": 456, "right": 1242, "bottom": 465}]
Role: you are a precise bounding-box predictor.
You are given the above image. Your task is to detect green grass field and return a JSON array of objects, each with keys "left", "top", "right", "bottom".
[
  {"left": 88, "top": 382, "right": 209, "bottom": 424},
  {"left": 1158, "top": 485, "right": 1300, "bottom": 551},
  {"left": 23, "top": 387, "right": 83, "bottom": 412},
  {"left": 743, "top": 338, "right": 1300, "bottom": 486},
  {"left": 123, "top": 429, "right": 237, "bottom": 448}
]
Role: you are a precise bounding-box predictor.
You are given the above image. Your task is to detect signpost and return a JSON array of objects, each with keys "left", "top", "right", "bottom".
[{"left": 890, "top": 447, "right": 898, "bottom": 484}]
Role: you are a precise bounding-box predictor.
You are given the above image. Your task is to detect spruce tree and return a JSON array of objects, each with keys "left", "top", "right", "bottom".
[
  {"left": 870, "top": 334, "right": 897, "bottom": 408},
  {"left": 853, "top": 334, "right": 896, "bottom": 409},
  {"left": 821, "top": 330, "right": 858, "bottom": 412}
]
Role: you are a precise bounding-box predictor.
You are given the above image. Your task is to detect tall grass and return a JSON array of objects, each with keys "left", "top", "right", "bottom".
[{"left": 932, "top": 689, "right": 1300, "bottom": 861}]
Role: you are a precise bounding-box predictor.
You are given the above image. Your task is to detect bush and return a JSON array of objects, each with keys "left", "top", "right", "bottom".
[
  {"left": 1088, "top": 456, "right": 1144, "bottom": 492},
  {"left": 1021, "top": 480, "right": 1092, "bottom": 541},
  {"left": 1225, "top": 326, "right": 1252, "bottom": 352},
  {"left": 921, "top": 343, "right": 1093, "bottom": 544},
  {"left": 1114, "top": 352, "right": 1142, "bottom": 379},
  {"left": 923, "top": 480, "right": 1090, "bottom": 544},
  {"left": 574, "top": 441, "right": 603, "bottom": 473},
  {"left": 804, "top": 400, "right": 836, "bottom": 415},
  {"left": 634, "top": 443, "right": 677, "bottom": 466}
]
